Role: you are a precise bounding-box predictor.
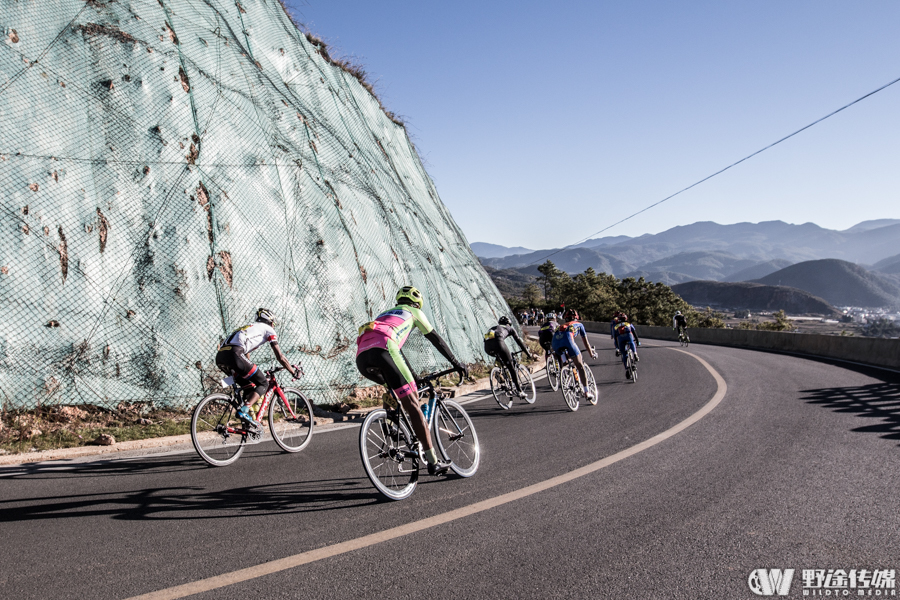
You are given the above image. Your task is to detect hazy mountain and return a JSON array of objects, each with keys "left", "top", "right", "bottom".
[
  {"left": 470, "top": 242, "right": 534, "bottom": 259},
  {"left": 475, "top": 220, "right": 900, "bottom": 283},
  {"left": 873, "top": 253, "right": 900, "bottom": 275},
  {"left": 842, "top": 219, "right": 900, "bottom": 233},
  {"left": 480, "top": 247, "right": 634, "bottom": 276},
  {"left": 753, "top": 259, "right": 900, "bottom": 308},
  {"left": 672, "top": 281, "right": 836, "bottom": 314},
  {"left": 481, "top": 265, "right": 537, "bottom": 298},
  {"left": 722, "top": 259, "right": 794, "bottom": 282},
  {"left": 621, "top": 270, "right": 696, "bottom": 285}
]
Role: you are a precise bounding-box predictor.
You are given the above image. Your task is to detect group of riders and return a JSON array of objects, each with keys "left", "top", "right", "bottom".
[{"left": 214, "top": 287, "right": 692, "bottom": 479}]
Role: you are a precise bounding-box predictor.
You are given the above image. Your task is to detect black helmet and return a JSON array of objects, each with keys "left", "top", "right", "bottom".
[
  {"left": 498, "top": 315, "right": 511, "bottom": 326},
  {"left": 256, "top": 308, "right": 276, "bottom": 325}
]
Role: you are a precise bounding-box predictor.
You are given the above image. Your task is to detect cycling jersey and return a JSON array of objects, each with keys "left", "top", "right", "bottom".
[
  {"left": 538, "top": 320, "right": 558, "bottom": 350},
  {"left": 221, "top": 322, "right": 277, "bottom": 354},
  {"left": 551, "top": 320, "right": 586, "bottom": 358},
  {"left": 356, "top": 305, "right": 434, "bottom": 355},
  {"left": 673, "top": 314, "right": 687, "bottom": 328},
  {"left": 483, "top": 324, "right": 525, "bottom": 348}
]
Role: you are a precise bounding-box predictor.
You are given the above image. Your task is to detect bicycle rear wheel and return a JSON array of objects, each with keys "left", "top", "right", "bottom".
[
  {"left": 584, "top": 366, "right": 598, "bottom": 405},
  {"left": 516, "top": 364, "right": 536, "bottom": 404},
  {"left": 433, "top": 400, "right": 480, "bottom": 477},
  {"left": 547, "top": 354, "right": 560, "bottom": 391},
  {"left": 268, "top": 387, "right": 314, "bottom": 452},
  {"left": 628, "top": 352, "right": 638, "bottom": 383},
  {"left": 359, "top": 409, "right": 418, "bottom": 500},
  {"left": 560, "top": 367, "right": 579, "bottom": 411},
  {"left": 490, "top": 366, "right": 513, "bottom": 410},
  {"left": 191, "top": 393, "right": 246, "bottom": 466}
]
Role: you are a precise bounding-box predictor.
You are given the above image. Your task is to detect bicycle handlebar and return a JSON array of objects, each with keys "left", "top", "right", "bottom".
[{"left": 418, "top": 367, "right": 465, "bottom": 387}]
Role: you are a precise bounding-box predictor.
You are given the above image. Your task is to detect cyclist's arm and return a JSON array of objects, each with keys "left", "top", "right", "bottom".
[
  {"left": 631, "top": 325, "right": 641, "bottom": 344},
  {"left": 271, "top": 341, "right": 298, "bottom": 376},
  {"left": 424, "top": 330, "right": 462, "bottom": 368},
  {"left": 509, "top": 328, "right": 529, "bottom": 354}
]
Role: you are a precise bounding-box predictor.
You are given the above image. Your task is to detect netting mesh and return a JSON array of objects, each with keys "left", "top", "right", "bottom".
[{"left": 0, "top": 0, "right": 507, "bottom": 410}]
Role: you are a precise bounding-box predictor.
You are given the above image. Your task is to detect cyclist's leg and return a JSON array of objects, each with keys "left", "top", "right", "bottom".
[
  {"left": 220, "top": 349, "right": 267, "bottom": 421},
  {"left": 494, "top": 342, "right": 520, "bottom": 390},
  {"left": 382, "top": 342, "right": 436, "bottom": 455},
  {"left": 572, "top": 352, "right": 588, "bottom": 390}
]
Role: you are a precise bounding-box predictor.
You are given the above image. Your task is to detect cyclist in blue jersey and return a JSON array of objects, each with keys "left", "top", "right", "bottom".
[
  {"left": 613, "top": 315, "right": 641, "bottom": 379},
  {"left": 551, "top": 309, "right": 597, "bottom": 400}
]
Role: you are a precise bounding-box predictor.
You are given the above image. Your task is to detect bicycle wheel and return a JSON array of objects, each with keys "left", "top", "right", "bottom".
[
  {"left": 433, "top": 399, "right": 480, "bottom": 477},
  {"left": 680, "top": 335, "right": 686, "bottom": 347},
  {"left": 191, "top": 393, "right": 246, "bottom": 467},
  {"left": 359, "top": 409, "right": 418, "bottom": 501},
  {"left": 628, "top": 352, "right": 638, "bottom": 383},
  {"left": 547, "top": 354, "right": 560, "bottom": 391},
  {"left": 268, "top": 387, "right": 314, "bottom": 452},
  {"left": 490, "top": 366, "right": 513, "bottom": 410},
  {"left": 560, "top": 367, "right": 579, "bottom": 412},
  {"left": 584, "top": 366, "right": 598, "bottom": 405},
  {"left": 516, "top": 364, "right": 536, "bottom": 404}
]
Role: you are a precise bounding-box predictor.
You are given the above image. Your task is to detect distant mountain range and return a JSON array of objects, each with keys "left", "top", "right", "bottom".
[
  {"left": 671, "top": 281, "right": 837, "bottom": 314},
  {"left": 477, "top": 220, "right": 900, "bottom": 279},
  {"left": 477, "top": 219, "right": 900, "bottom": 310}
]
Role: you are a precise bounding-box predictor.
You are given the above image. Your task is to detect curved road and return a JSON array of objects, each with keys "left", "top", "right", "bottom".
[{"left": 2, "top": 340, "right": 899, "bottom": 599}]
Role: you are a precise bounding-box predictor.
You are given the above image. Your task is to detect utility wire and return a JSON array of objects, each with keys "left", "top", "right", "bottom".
[{"left": 528, "top": 74, "right": 900, "bottom": 267}]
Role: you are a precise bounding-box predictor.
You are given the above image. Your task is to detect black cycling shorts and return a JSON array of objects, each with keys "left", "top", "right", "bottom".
[
  {"left": 215, "top": 347, "right": 267, "bottom": 400},
  {"left": 356, "top": 347, "right": 417, "bottom": 398}
]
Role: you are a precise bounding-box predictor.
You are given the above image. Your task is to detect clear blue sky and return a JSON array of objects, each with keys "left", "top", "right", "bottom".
[{"left": 284, "top": 0, "right": 900, "bottom": 249}]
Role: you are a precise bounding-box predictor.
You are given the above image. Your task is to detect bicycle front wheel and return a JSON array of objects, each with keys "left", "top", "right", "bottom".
[
  {"left": 490, "top": 367, "right": 513, "bottom": 410},
  {"left": 516, "top": 364, "right": 536, "bottom": 404},
  {"left": 560, "top": 367, "right": 579, "bottom": 412},
  {"left": 268, "top": 387, "right": 314, "bottom": 452},
  {"left": 434, "top": 400, "right": 480, "bottom": 477},
  {"left": 547, "top": 354, "right": 560, "bottom": 391},
  {"left": 584, "top": 366, "right": 598, "bottom": 405},
  {"left": 191, "top": 393, "right": 246, "bottom": 467},
  {"left": 359, "top": 409, "right": 418, "bottom": 501}
]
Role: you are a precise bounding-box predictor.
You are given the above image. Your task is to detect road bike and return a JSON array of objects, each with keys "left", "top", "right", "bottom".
[
  {"left": 557, "top": 349, "right": 598, "bottom": 412},
  {"left": 678, "top": 328, "right": 690, "bottom": 347},
  {"left": 625, "top": 347, "right": 638, "bottom": 382},
  {"left": 359, "top": 368, "right": 480, "bottom": 501},
  {"left": 489, "top": 350, "right": 536, "bottom": 409},
  {"left": 190, "top": 365, "right": 314, "bottom": 466},
  {"left": 545, "top": 350, "right": 560, "bottom": 391}
]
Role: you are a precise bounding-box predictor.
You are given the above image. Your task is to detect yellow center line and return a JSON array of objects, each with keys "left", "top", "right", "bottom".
[{"left": 125, "top": 348, "right": 726, "bottom": 600}]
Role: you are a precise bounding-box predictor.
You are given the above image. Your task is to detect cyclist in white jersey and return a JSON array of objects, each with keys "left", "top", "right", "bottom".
[{"left": 215, "top": 308, "right": 300, "bottom": 427}]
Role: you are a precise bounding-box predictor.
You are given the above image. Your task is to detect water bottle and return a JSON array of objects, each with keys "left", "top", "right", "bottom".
[{"left": 421, "top": 398, "right": 434, "bottom": 420}]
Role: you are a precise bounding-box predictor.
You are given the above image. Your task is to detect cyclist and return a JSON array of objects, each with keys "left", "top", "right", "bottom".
[
  {"left": 356, "top": 286, "right": 466, "bottom": 476},
  {"left": 613, "top": 316, "right": 641, "bottom": 379},
  {"left": 551, "top": 309, "right": 597, "bottom": 400},
  {"left": 215, "top": 308, "right": 301, "bottom": 428},
  {"left": 673, "top": 310, "right": 689, "bottom": 342},
  {"left": 538, "top": 313, "right": 559, "bottom": 368},
  {"left": 610, "top": 311, "right": 626, "bottom": 356},
  {"left": 484, "top": 315, "right": 535, "bottom": 398}
]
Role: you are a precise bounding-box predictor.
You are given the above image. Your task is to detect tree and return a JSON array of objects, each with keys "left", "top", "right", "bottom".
[{"left": 521, "top": 283, "right": 542, "bottom": 307}]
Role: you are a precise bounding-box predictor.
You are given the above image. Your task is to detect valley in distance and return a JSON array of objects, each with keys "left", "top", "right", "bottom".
[{"left": 477, "top": 219, "right": 900, "bottom": 337}]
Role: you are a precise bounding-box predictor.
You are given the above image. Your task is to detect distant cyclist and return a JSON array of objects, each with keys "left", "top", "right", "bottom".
[
  {"left": 215, "top": 308, "right": 301, "bottom": 428},
  {"left": 538, "top": 314, "right": 559, "bottom": 367},
  {"left": 484, "top": 316, "right": 534, "bottom": 398},
  {"left": 551, "top": 309, "right": 597, "bottom": 400},
  {"left": 673, "top": 310, "right": 689, "bottom": 342},
  {"left": 356, "top": 286, "right": 466, "bottom": 476},
  {"left": 610, "top": 311, "right": 626, "bottom": 356},
  {"left": 613, "top": 316, "right": 641, "bottom": 379}
]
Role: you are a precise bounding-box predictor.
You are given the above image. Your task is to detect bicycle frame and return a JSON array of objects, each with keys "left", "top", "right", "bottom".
[
  {"left": 224, "top": 367, "right": 303, "bottom": 435},
  {"left": 388, "top": 368, "right": 464, "bottom": 455}
]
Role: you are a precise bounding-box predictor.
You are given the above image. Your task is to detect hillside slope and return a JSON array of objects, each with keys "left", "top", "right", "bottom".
[
  {"left": 753, "top": 259, "right": 900, "bottom": 308},
  {"left": 0, "top": 1, "right": 506, "bottom": 409},
  {"left": 672, "top": 281, "right": 836, "bottom": 314}
]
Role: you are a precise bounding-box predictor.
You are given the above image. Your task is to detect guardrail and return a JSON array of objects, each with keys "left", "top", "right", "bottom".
[{"left": 582, "top": 321, "right": 900, "bottom": 371}]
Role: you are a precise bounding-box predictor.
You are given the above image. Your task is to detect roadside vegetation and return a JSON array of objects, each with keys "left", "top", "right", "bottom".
[{"left": 506, "top": 260, "right": 724, "bottom": 328}]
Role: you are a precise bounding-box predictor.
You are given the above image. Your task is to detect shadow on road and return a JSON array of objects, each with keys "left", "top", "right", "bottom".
[
  {"left": 0, "top": 474, "right": 378, "bottom": 523},
  {"left": 800, "top": 381, "right": 900, "bottom": 443}
]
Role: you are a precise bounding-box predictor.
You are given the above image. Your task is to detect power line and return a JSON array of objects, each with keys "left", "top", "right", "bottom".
[{"left": 528, "top": 74, "right": 900, "bottom": 267}]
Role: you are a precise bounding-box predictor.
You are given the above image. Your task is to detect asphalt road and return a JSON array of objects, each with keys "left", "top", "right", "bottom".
[{"left": 2, "top": 340, "right": 899, "bottom": 599}]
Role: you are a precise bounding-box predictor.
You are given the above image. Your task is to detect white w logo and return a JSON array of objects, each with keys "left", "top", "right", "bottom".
[{"left": 748, "top": 569, "right": 795, "bottom": 596}]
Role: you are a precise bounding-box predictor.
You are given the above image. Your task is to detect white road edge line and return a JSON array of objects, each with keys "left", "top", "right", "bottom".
[{"left": 124, "top": 348, "right": 726, "bottom": 600}]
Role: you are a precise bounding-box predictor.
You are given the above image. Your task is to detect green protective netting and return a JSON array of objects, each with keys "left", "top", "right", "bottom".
[{"left": 0, "top": 0, "right": 509, "bottom": 410}]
